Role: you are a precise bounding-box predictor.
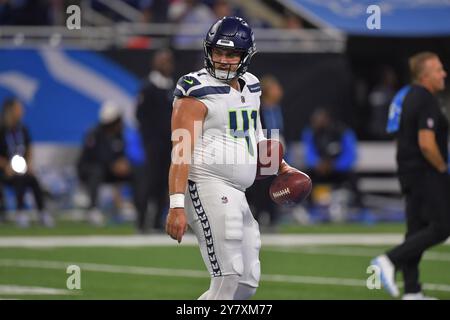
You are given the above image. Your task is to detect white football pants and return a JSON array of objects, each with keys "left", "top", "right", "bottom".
[{"left": 186, "top": 179, "right": 261, "bottom": 298}]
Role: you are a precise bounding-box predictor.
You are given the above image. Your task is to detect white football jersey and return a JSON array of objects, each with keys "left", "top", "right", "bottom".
[{"left": 174, "top": 68, "right": 265, "bottom": 191}]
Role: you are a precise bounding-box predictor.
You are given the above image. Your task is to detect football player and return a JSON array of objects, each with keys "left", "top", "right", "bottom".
[{"left": 166, "top": 16, "right": 296, "bottom": 300}]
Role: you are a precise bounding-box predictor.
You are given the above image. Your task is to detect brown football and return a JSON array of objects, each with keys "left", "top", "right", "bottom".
[{"left": 269, "top": 170, "right": 312, "bottom": 205}]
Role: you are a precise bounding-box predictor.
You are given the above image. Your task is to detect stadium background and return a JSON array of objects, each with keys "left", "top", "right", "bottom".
[{"left": 0, "top": 0, "right": 449, "bottom": 300}]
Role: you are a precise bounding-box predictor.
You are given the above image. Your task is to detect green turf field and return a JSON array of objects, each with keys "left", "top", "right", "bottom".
[{"left": 0, "top": 222, "right": 449, "bottom": 300}]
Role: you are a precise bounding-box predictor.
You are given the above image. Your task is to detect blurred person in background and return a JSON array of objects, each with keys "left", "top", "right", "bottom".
[
  {"left": 0, "top": 97, "right": 53, "bottom": 227},
  {"left": 368, "top": 66, "right": 398, "bottom": 139},
  {"left": 90, "top": 0, "right": 166, "bottom": 23},
  {"left": 259, "top": 75, "right": 285, "bottom": 144},
  {"left": 0, "top": 0, "right": 52, "bottom": 25},
  {"left": 373, "top": 52, "right": 449, "bottom": 300},
  {"left": 77, "top": 101, "right": 131, "bottom": 226},
  {"left": 283, "top": 10, "right": 304, "bottom": 29},
  {"left": 145, "top": 0, "right": 170, "bottom": 23},
  {"left": 128, "top": 0, "right": 168, "bottom": 23},
  {"left": 246, "top": 75, "right": 285, "bottom": 230},
  {"left": 211, "top": 0, "right": 231, "bottom": 19},
  {"left": 301, "top": 108, "right": 360, "bottom": 218},
  {"left": 170, "top": 0, "right": 215, "bottom": 47},
  {"left": 135, "top": 49, "right": 174, "bottom": 232}
]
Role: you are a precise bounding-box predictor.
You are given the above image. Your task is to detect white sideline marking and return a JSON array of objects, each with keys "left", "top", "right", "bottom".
[
  {"left": 0, "top": 285, "right": 72, "bottom": 295},
  {"left": 1, "top": 259, "right": 450, "bottom": 293},
  {"left": 0, "top": 259, "right": 207, "bottom": 278},
  {"left": 265, "top": 246, "right": 450, "bottom": 262},
  {"left": 1, "top": 234, "right": 448, "bottom": 247}
]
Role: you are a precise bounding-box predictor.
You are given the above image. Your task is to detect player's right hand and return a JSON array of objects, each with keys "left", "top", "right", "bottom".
[{"left": 166, "top": 208, "right": 188, "bottom": 244}]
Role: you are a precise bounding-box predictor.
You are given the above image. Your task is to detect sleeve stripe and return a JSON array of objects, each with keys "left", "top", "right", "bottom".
[
  {"left": 189, "top": 86, "right": 230, "bottom": 98},
  {"left": 174, "top": 85, "right": 230, "bottom": 98},
  {"left": 248, "top": 82, "right": 261, "bottom": 93}
]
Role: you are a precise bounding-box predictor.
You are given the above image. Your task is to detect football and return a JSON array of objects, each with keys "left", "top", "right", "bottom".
[
  {"left": 269, "top": 170, "right": 312, "bottom": 205},
  {"left": 255, "top": 139, "right": 284, "bottom": 180}
]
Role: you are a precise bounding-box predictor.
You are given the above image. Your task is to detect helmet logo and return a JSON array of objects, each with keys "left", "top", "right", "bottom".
[{"left": 217, "top": 39, "right": 235, "bottom": 47}]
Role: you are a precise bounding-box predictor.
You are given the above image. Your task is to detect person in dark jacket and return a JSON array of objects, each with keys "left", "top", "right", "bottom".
[
  {"left": 0, "top": 97, "right": 53, "bottom": 227},
  {"left": 77, "top": 101, "right": 131, "bottom": 226},
  {"left": 135, "top": 48, "right": 174, "bottom": 232},
  {"left": 372, "top": 52, "right": 449, "bottom": 300}
]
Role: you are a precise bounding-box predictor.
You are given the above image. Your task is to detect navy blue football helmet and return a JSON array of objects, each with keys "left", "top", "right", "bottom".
[{"left": 203, "top": 16, "right": 257, "bottom": 81}]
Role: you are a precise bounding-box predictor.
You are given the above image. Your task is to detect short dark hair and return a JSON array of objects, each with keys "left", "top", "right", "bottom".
[
  {"left": 1, "top": 97, "right": 19, "bottom": 123},
  {"left": 1, "top": 96, "right": 18, "bottom": 110},
  {"left": 151, "top": 48, "right": 173, "bottom": 69},
  {"left": 409, "top": 51, "right": 438, "bottom": 81}
]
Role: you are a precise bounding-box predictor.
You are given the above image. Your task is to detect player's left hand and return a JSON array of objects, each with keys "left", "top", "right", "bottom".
[{"left": 166, "top": 208, "right": 188, "bottom": 243}]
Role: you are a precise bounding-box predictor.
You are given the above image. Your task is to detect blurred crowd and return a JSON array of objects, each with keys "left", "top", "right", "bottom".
[{"left": 0, "top": 0, "right": 305, "bottom": 29}]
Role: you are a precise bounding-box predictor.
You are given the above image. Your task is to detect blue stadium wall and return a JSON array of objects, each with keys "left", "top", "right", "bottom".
[{"left": 0, "top": 49, "right": 140, "bottom": 145}]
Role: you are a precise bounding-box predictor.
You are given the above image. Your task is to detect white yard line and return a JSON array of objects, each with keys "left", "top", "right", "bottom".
[
  {"left": 0, "top": 285, "right": 72, "bottom": 295},
  {"left": 0, "top": 259, "right": 207, "bottom": 278},
  {"left": 1, "top": 258, "right": 450, "bottom": 293},
  {"left": 0, "top": 234, "right": 448, "bottom": 247},
  {"left": 265, "top": 246, "right": 450, "bottom": 262}
]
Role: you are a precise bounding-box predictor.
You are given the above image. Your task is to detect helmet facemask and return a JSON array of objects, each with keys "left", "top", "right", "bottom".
[{"left": 204, "top": 43, "right": 253, "bottom": 82}]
